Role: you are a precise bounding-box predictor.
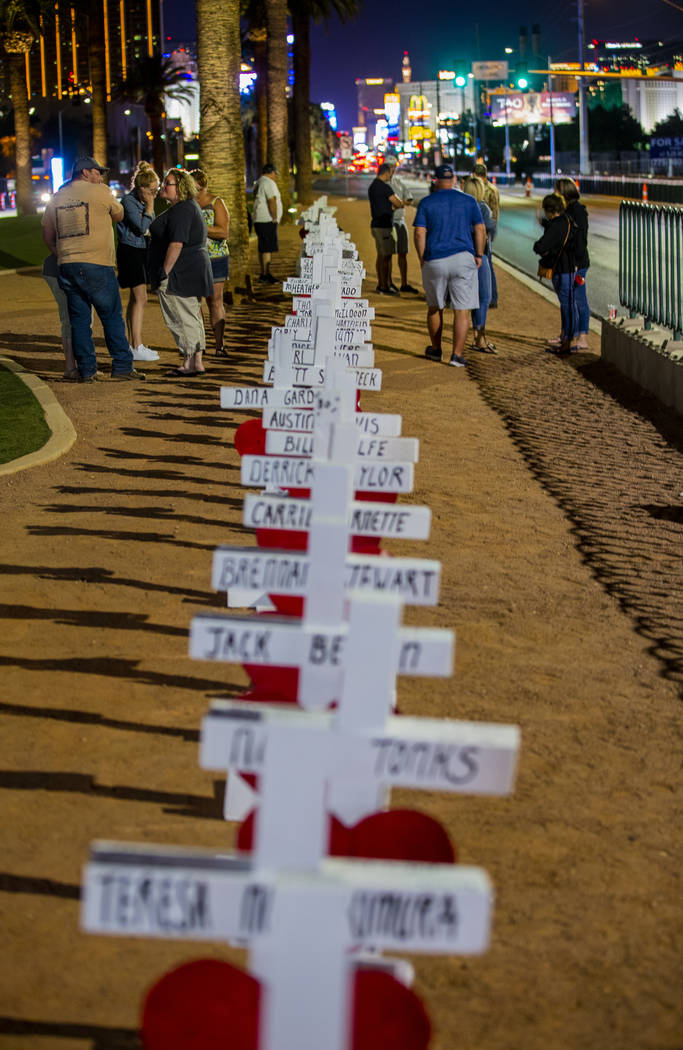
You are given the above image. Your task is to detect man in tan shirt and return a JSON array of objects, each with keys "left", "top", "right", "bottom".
[{"left": 42, "top": 157, "right": 142, "bottom": 382}]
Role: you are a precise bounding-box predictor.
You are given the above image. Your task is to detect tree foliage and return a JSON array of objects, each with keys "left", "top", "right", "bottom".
[
  {"left": 115, "top": 56, "right": 196, "bottom": 175},
  {"left": 287, "top": 0, "right": 359, "bottom": 203},
  {"left": 650, "top": 108, "right": 683, "bottom": 140},
  {"left": 587, "top": 104, "right": 646, "bottom": 152}
]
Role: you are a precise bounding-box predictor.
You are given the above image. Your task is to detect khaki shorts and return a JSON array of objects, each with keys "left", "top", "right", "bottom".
[
  {"left": 371, "top": 226, "right": 397, "bottom": 257},
  {"left": 421, "top": 252, "right": 479, "bottom": 310},
  {"left": 394, "top": 222, "right": 409, "bottom": 254}
]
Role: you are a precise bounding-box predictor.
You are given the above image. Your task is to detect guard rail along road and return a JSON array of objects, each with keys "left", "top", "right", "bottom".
[{"left": 600, "top": 198, "right": 683, "bottom": 413}]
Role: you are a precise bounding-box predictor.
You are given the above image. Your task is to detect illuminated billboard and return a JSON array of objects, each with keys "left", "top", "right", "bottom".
[{"left": 490, "top": 91, "right": 576, "bottom": 126}]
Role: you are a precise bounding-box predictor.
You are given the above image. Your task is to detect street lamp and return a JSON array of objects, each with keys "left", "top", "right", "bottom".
[{"left": 577, "top": 0, "right": 589, "bottom": 173}]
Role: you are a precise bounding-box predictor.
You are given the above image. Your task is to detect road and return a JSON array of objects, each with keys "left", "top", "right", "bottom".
[{"left": 314, "top": 175, "right": 620, "bottom": 320}]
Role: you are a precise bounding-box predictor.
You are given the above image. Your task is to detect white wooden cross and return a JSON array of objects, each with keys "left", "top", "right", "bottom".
[{"left": 82, "top": 842, "right": 492, "bottom": 1050}]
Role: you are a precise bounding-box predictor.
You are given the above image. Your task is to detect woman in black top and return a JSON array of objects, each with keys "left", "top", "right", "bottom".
[
  {"left": 150, "top": 168, "right": 213, "bottom": 376},
  {"left": 556, "top": 177, "right": 590, "bottom": 349},
  {"left": 533, "top": 193, "right": 578, "bottom": 354}
]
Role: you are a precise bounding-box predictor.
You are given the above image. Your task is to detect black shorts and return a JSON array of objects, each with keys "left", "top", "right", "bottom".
[
  {"left": 117, "top": 243, "right": 149, "bottom": 288},
  {"left": 210, "top": 255, "right": 229, "bottom": 281},
  {"left": 254, "top": 221, "right": 278, "bottom": 254}
]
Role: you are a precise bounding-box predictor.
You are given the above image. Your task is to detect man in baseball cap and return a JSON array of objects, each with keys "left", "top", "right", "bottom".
[
  {"left": 42, "top": 156, "right": 143, "bottom": 382},
  {"left": 71, "top": 156, "right": 109, "bottom": 178},
  {"left": 412, "top": 163, "right": 486, "bottom": 367}
]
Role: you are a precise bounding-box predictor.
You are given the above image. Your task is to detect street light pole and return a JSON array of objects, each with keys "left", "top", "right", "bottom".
[
  {"left": 577, "top": 0, "right": 589, "bottom": 174},
  {"left": 548, "top": 56, "right": 556, "bottom": 179}
]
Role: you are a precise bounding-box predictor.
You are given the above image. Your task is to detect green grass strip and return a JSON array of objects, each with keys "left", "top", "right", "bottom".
[
  {"left": 0, "top": 216, "right": 47, "bottom": 270},
  {"left": 0, "top": 364, "right": 51, "bottom": 464}
]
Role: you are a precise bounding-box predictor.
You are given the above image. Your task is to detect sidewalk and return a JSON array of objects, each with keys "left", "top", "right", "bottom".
[{"left": 0, "top": 196, "right": 681, "bottom": 1050}]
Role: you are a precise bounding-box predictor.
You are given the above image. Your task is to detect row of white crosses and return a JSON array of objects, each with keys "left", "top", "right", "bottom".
[{"left": 82, "top": 197, "right": 521, "bottom": 1050}]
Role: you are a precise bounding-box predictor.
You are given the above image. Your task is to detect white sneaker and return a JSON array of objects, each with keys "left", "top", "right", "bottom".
[{"left": 132, "top": 345, "right": 159, "bottom": 361}]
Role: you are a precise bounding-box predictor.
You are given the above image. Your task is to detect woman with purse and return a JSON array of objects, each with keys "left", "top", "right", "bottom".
[
  {"left": 555, "top": 177, "right": 590, "bottom": 350},
  {"left": 533, "top": 193, "right": 578, "bottom": 355}
]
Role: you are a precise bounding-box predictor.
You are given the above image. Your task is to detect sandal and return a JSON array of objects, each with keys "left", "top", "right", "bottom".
[
  {"left": 469, "top": 342, "right": 497, "bottom": 354},
  {"left": 215, "top": 347, "right": 228, "bottom": 358},
  {"left": 166, "top": 368, "right": 205, "bottom": 377}
]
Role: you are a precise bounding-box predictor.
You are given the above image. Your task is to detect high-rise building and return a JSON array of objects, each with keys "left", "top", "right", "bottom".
[{"left": 6, "top": 0, "right": 162, "bottom": 102}]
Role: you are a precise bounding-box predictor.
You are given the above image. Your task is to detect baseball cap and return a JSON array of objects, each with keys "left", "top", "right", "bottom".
[
  {"left": 262, "top": 163, "right": 278, "bottom": 174},
  {"left": 72, "top": 156, "right": 108, "bottom": 176},
  {"left": 434, "top": 163, "right": 455, "bottom": 179}
]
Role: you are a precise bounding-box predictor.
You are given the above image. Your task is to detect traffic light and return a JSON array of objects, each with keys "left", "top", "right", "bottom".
[
  {"left": 515, "top": 62, "right": 529, "bottom": 90},
  {"left": 454, "top": 60, "right": 467, "bottom": 88}
]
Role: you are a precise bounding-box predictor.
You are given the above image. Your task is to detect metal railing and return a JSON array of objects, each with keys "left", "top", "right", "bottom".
[
  {"left": 619, "top": 201, "right": 683, "bottom": 340},
  {"left": 533, "top": 173, "right": 683, "bottom": 204}
]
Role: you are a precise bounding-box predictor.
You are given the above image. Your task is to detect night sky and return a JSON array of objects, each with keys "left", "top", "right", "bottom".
[{"left": 162, "top": 0, "right": 682, "bottom": 131}]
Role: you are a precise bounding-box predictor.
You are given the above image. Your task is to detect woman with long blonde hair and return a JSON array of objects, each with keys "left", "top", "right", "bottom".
[
  {"left": 461, "top": 175, "right": 497, "bottom": 353},
  {"left": 116, "top": 161, "right": 160, "bottom": 361}
]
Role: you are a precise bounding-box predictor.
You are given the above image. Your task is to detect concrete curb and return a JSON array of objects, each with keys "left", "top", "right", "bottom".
[
  {"left": 0, "top": 265, "right": 43, "bottom": 277},
  {"left": 601, "top": 319, "right": 683, "bottom": 413},
  {"left": 0, "top": 355, "right": 77, "bottom": 477}
]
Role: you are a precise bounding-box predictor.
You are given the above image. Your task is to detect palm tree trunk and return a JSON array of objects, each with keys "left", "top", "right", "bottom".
[
  {"left": 196, "top": 0, "right": 250, "bottom": 287},
  {"left": 251, "top": 27, "right": 268, "bottom": 171},
  {"left": 265, "top": 0, "right": 290, "bottom": 217},
  {"left": 89, "top": 0, "right": 108, "bottom": 166},
  {"left": 292, "top": 9, "right": 312, "bottom": 206},
  {"left": 8, "top": 52, "right": 35, "bottom": 215}
]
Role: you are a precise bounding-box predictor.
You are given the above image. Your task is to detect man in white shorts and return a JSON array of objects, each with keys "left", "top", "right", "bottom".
[
  {"left": 413, "top": 163, "right": 486, "bottom": 367},
  {"left": 386, "top": 156, "right": 419, "bottom": 293}
]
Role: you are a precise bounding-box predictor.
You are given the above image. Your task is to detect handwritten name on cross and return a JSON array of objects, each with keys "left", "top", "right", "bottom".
[{"left": 83, "top": 843, "right": 492, "bottom": 1050}]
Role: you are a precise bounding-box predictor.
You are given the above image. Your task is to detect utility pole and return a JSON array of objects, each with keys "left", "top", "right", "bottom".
[
  {"left": 577, "top": 0, "right": 590, "bottom": 174},
  {"left": 548, "top": 56, "right": 556, "bottom": 178}
]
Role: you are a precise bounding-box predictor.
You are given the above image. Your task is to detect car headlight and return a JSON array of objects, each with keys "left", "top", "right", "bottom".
[{"left": 40, "top": 192, "right": 52, "bottom": 203}]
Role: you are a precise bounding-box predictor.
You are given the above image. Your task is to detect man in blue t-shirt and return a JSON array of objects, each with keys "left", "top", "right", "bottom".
[{"left": 413, "top": 163, "right": 486, "bottom": 367}]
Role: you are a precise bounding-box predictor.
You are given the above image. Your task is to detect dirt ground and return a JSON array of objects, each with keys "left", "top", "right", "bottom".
[{"left": 1, "top": 196, "right": 681, "bottom": 1050}]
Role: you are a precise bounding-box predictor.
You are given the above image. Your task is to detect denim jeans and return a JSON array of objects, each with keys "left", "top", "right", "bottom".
[
  {"left": 489, "top": 255, "right": 498, "bottom": 307},
  {"left": 58, "top": 263, "right": 133, "bottom": 378},
  {"left": 575, "top": 267, "right": 590, "bottom": 334},
  {"left": 552, "top": 271, "right": 578, "bottom": 341},
  {"left": 471, "top": 255, "right": 492, "bottom": 331}
]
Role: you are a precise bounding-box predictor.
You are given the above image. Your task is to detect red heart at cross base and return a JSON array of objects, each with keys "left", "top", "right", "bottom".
[
  {"left": 237, "top": 808, "right": 456, "bottom": 865},
  {"left": 141, "top": 958, "right": 258, "bottom": 1050},
  {"left": 140, "top": 959, "right": 431, "bottom": 1050}
]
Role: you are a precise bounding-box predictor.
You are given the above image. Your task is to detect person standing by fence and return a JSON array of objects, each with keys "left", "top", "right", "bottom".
[
  {"left": 533, "top": 193, "right": 578, "bottom": 355},
  {"left": 555, "top": 177, "right": 590, "bottom": 351}
]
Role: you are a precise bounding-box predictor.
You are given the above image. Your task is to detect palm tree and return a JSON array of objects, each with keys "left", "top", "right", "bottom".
[
  {"left": 249, "top": 23, "right": 268, "bottom": 171},
  {"left": 115, "top": 55, "right": 195, "bottom": 175},
  {"left": 196, "top": 0, "right": 251, "bottom": 288},
  {"left": 1, "top": 0, "right": 46, "bottom": 214},
  {"left": 288, "top": 0, "right": 359, "bottom": 206},
  {"left": 88, "top": 0, "right": 107, "bottom": 166},
  {"left": 265, "top": 0, "right": 290, "bottom": 216}
]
